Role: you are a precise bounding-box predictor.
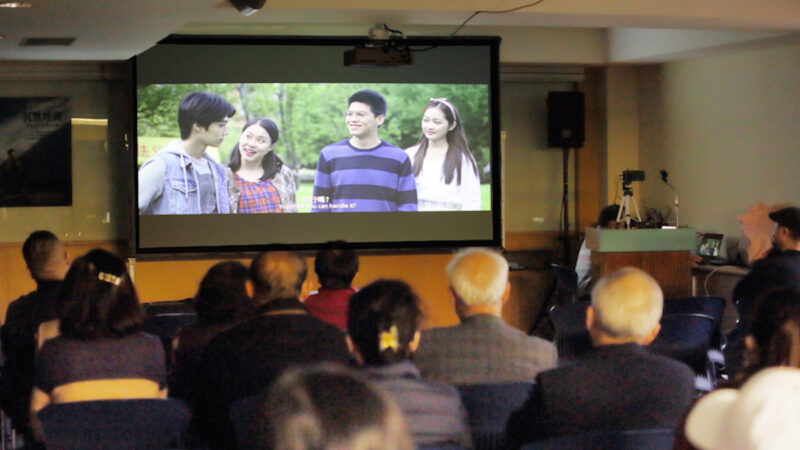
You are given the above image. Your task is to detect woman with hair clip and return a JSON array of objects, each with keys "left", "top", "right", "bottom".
[
  {"left": 347, "top": 279, "right": 472, "bottom": 448},
  {"left": 228, "top": 117, "right": 297, "bottom": 213},
  {"left": 29, "top": 249, "right": 166, "bottom": 439},
  {"left": 405, "top": 98, "right": 481, "bottom": 211}
]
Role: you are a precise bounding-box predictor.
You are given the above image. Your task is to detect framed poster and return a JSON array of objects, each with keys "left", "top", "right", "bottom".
[{"left": 0, "top": 97, "right": 72, "bottom": 207}]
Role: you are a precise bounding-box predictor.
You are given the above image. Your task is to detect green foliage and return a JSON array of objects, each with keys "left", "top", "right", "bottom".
[{"left": 137, "top": 83, "right": 491, "bottom": 172}]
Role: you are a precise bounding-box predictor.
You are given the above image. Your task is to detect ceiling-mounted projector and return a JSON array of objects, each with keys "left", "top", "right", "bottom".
[
  {"left": 344, "top": 45, "right": 414, "bottom": 67},
  {"left": 228, "top": 0, "right": 267, "bottom": 16}
]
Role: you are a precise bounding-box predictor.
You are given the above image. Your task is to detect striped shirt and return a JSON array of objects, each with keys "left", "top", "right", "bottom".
[{"left": 311, "top": 139, "right": 418, "bottom": 212}]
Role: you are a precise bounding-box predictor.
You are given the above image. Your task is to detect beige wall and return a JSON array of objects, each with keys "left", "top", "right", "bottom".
[
  {"left": 605, "top": 66, "right": 642, "bottom": 207},
  {"left": 638, "top": 42, "right": 800, "bottom": 251}
]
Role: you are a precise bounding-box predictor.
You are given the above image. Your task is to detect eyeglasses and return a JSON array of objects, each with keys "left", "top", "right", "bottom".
[{"left": 344, "top": 111, "right": 372, "bottom": 119}]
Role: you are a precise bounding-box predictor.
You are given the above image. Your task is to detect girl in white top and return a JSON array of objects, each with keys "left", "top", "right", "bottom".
[{"left": 405, "top": 98, "right": 481, "bottom": 211}]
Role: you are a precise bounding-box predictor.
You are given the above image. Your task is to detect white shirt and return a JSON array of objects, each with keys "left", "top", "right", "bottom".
[{"left": 406, "top": 146, "right": 482, "bottom": 211}]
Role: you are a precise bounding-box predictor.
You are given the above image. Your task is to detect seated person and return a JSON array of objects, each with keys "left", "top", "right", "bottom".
[
  {"left": 575, "top": 204, "right": 621, "bottom": 296},
  {"left": 1, "top": 230, "right": 70, "bottom": 443},
  {"left": 304, "top": 241, "right": 358, "bottom": 331},
  {"left": 170, "top": 261, "right": 253, "bottom": 400},
  {"left": 685, "top": 367, "right": 800, "bottom": 450},
  {"left": 347, "top": 280, "right": 472, "bottom": 448},
  {"left": 415, "top": 247, "right": 557, "bottom": 383},
  {"left": 198, "top": 250, "right": 350, "bottom": 448},
  {"left": 31, "top": 250, "right": 166, "bottom": 440},
  {"left": 260, "top": 363, "right": 413, "bottom": 450},
  {"left": 734, "top": 288, "right": 800, "bottom": 386},
  {"left": 506, "top": 267, "right": 695, "bottom": 447}
]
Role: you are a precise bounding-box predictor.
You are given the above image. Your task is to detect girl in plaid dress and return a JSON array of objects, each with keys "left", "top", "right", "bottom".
[{"left": 227, "top": 117, "right": 297, "bottom": 213}]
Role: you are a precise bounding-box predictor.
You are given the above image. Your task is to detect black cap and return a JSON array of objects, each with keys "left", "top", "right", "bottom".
[{"left": 769, "top": 207, "right": 800, "bottom": 234}]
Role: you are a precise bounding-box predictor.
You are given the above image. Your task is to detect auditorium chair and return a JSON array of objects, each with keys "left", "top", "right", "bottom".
[
  {"left": 548, "top": 300, "right": 592, "bottom": 361},
  {"left": 521, "top": 428, "right": 676, "bottom": 450},
  {"left": 456, "top": 382, "right": 534, "bottom": 450},
  {"left": 38, "top": 399, "right": 191, "bottom": 449}
]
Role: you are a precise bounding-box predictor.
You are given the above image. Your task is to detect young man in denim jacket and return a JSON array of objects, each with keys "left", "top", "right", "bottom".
[{"left": 138, "top": 91, "right": 235, "bottom": 215}]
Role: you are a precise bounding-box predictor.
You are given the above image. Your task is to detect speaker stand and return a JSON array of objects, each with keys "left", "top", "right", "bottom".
[{"left": 561, "top": 147, "right": 571, "bottom": 264}]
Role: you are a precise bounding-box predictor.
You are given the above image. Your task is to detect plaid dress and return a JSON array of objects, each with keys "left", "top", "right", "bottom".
[{"left": 234, "top": 173, "right": 282, "bottom": 213}]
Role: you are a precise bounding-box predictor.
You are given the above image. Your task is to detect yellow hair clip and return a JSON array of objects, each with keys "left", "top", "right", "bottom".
[
  {"left": 98, "top": 272, "right": 122, "bottom": 286},
  {"left": 379, "top": 325, "right": 400, "bottom": 352}
]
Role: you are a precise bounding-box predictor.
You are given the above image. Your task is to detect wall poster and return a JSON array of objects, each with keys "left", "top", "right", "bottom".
[{"left": 0, "top": 97, "right": 72, "bottom": 207}]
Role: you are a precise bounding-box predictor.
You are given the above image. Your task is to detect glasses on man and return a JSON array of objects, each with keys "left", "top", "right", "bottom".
[{"left": 344, "top": 111, "right": 371, "bottom": 119}]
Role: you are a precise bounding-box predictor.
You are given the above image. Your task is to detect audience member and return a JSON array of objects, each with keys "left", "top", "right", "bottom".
[
  {"left": 735, "top": 289, "right": 800, "bottom": 386},
  {"left": 575, "top": 204, "right": 621, "bottom": 295},
  {"left": 261, "top": 363, "right": 414, "bottom": 450},
  {"left": 733, "top": 206, "right": 800, "bottom": 303},
  {"left": 170, "top": 261, "right": 253, "bottom": 400},
  {"left": 414, "top": 248, "right": 557, "bottom": 383},
  {"left": 304, "top": 241, "right": 359, "bottom": 331},
  {"left": 0, "top": 230, "right": 70, "bottom": 442},
  {"left": 685, "top": 367, "right": 800, "bottom": 450},
  {"left": 30, "top": 249, "right": 165, "bottom": 440},
  {"left": 199, "top": 250, "right": 350, "bottom": 448},
  {"left": 347, "top": 279, "right": 472, "bottom": 448},
  {"left": 506, "top": 267, "right": 695, "bottom": 447}
]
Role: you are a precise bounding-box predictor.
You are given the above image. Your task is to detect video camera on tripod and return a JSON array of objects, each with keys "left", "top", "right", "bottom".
[
  {"left": 621, "top": 170, "right": 645, "bottom": 186},
  {"left": 617, "top": 170, "right": 645, "bottom": 227}
]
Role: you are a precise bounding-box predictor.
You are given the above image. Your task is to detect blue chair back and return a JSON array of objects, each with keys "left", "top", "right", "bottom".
[
  {"left": 38, "top": 399, "right": 191, "bottom": 449},
  {"left": 664, "top": 296, "right": 726, "bottom": 347},
  {"left": 649, "top": 313, "right": 715, "bottom": 374},
  {"left": 549, "top": 301, "right": 592, "bottom": 361},
  {"left": 521, "top": 428, "right": 676, "bottom": 450},
  {"left": 550, "top": 264, "right": 578, "bottom": 306},
  {"left": 456, "top": 382, "right": 534, "bottom": 450}
]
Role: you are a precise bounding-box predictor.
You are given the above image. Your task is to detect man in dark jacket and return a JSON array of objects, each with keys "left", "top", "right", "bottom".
[
  {"left": 506, "top": 267, "right": 695, "bottom": 447},
  {"left": 1, "top": 230, "right": 70, "bottom": 442},
  {"left": 198, "top": 250, "right": 351, "bottom": 448}
]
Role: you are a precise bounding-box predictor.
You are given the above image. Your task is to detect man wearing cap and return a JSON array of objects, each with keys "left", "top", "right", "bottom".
[
  {"left": 506, "top": 267, "right": 695, "bottom": 447},
  {"left": 733, "top": 206, "right": 800, "bottom": 303}
]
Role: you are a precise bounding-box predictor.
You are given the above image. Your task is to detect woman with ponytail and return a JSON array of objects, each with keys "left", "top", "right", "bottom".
[{"left": 347, "top": 279, "right": 472, "bottom": 448}]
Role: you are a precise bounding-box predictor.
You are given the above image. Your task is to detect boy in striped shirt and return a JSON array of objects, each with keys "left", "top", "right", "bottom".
[{"left": 311, "top": 89, "right": 417, "bottom": 212}]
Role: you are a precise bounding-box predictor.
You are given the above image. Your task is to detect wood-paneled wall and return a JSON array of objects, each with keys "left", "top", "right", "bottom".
[{"left": 1, "top": 239, "right": 552, "bottom": 331}]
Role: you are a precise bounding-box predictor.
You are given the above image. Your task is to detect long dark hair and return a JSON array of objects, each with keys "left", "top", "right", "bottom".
[
  {"left": 228, "top": 117, "right": 283, "bottom": 181},
  {"left": 412, "top": 99, "right": 478, "bottom": 185},
  {"left": 58, "top": 249, "right": 142, "bottom": 340},
  {"left": 738, "top": 289, "right": 800, "bottom": 385},
  {"left": 347, "top": 279, "right": 421, "bottom": 366}
]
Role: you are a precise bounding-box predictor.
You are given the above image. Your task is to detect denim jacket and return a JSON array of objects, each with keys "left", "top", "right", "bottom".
[{"left": 138, "top": 140, "right": 230, "bottom": 215}]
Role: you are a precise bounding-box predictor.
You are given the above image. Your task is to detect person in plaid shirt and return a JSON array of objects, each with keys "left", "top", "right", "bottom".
[{"left": 227, "top": 117, "right": 296, "bottom": 213}]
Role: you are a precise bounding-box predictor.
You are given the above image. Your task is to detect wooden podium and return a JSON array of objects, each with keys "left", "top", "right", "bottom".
[{"left": 585, "top": 228, "right": 695, "bottom": 299}]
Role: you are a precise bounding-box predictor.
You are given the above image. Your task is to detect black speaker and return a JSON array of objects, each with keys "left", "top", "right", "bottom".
[{"left": 547, "top": 91, "right": 585, "bottom": 149}]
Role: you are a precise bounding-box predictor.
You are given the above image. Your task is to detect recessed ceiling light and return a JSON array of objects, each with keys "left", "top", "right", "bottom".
[{"left": 0, "top": 2, "right": 32, "bottom": 8}]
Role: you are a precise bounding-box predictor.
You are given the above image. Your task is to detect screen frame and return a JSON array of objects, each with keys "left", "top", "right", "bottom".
[{"left": 132, "top": 34, "right": 502, "bottom": 255}]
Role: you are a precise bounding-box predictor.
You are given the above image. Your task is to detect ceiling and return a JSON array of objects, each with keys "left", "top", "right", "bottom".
[{"left": 0, "top": 0, "right": 799, "bottom": 61}]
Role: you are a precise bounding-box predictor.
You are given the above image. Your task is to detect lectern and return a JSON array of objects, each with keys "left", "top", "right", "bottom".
[{"left": 585, "top": 228, "right": 695, "bottom": 299}]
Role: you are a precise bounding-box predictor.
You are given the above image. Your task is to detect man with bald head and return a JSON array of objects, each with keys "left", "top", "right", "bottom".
[
  {"left": 507, "top": 267, "right": 695, "bottom": 447},
  {"left": 198, "top": 250, "right": 350, "bottom": 448},
  {"left": 414, "top": 248, "right": 556, "bottom": 384}
]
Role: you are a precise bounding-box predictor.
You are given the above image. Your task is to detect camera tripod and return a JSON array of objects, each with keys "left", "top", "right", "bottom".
[{"left": 616, "top": 183, "right": 641, "bottom": 228}]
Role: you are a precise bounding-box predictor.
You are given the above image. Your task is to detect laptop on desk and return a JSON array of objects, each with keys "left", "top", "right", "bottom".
[{"left": 699, "top": 233, "right": 727, "bottom": 265}]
